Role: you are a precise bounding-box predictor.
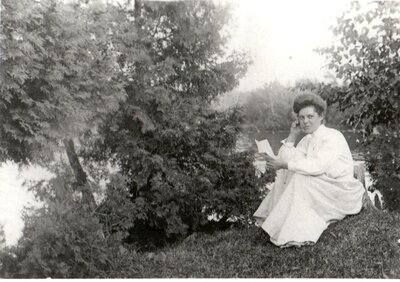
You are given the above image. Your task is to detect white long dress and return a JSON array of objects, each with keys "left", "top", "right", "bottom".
[{"left": 253, "top": 124, "right": 365, "bottom": 247}]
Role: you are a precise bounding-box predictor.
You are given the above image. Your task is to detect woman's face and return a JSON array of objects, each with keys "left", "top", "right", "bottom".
[{"left": 298, "top": 106, "right": 323, "bottom": 134}]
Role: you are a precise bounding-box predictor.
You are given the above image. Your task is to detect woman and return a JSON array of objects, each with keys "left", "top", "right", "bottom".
[{"left": 253, "top": 92, "right": 365, "bottom": 247}]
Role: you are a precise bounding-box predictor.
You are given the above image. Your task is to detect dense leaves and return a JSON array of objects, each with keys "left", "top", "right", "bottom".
[
  {"left": 89, "top": 108, "right": 264, "bottom": 240},
  {"left": 317, "top": 0, "right": 400, "bottom": 211},
  {"left": 0, "top": 0, "right": 266, "bottom": 277},
  {"left": 82, "top": 1, "right": 262, "bottom": 240},
  {"left": 0, "top": 170, "right": 136, "bottom": 278},
  {"left": 0, "top": 0, "right": 126, "bottom": 163},
  {"left": 0, "top": 224, "right": 5, "bottom": 251}
]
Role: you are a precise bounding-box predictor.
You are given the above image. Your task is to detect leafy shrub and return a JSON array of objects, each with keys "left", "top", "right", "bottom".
[
  {"left": 1, "top": 1, "right": 268, "bottom": 276},
  {"left": 364, "top": 130, "right": 400, "bottom": 211},
  {"left": 0, "top": 172, "right": 136, "bottom": 278},
  {"left": 78, "top": 0, "right": 265, "bottom": 245},
  {"left": 86, "top": 107, "right": 267, "bottom": 245}
]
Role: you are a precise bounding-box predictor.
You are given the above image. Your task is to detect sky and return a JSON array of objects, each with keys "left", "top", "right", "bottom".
[
  {"left": 0, "top": 162, "right": 52, "bottom": 245},
  {"left": 228, "top": 0, "right": 349, "bottom": 91},
  {"left": 0, "top": 0, "right": 352, "bottom": 246}
]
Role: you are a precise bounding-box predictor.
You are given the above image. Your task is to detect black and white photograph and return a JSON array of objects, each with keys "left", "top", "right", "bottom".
[{"left": 0, "top": 0, "right": 399, "bottom": 278}]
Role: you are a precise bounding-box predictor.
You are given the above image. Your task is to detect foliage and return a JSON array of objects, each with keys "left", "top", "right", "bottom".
[
  {"left": 0, "top": 170, "right": 139, "bottom": 278},
  {"left": 88, "top": 107, "right": 265, "bottom": 242},
  {"left": 79, "top": 0, "right": 264, "bottom": 242},
  {"left": 317, "top": 0, "right": 400, "bottom": 211},
  {"left": 363, "top": 129, "right": 400, "bottom": 211},
  {"left": 0, "top": 0, "right": 125, "bottom": 163},
  {"left": 241, "top": 81, "right": 294, "bottom": 134},
  {"left": 238, "top": 80, "right": 352, "bottom": 142},
  {"left": 0, "top": 0, "right": 267, "bottom": 277},
  {"left": 118, "top": 208, "right": 400, "bottom": 278},
  {"left": 0, "top": 224, "right": 5, "bottom": 250}
]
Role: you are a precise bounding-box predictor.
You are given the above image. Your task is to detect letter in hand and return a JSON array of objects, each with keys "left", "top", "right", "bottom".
[
  {"left": 255, "top": 139, "right": 277, "bottom": 160},
  {"left": 263, "top": 154, "right": 288, "bottom": 170},
  {"left": 255, "top": 138, "right": 287, "bottom": 170}
]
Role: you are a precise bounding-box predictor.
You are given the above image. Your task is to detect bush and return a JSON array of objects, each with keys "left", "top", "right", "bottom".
[
  {"left": 87, "top": 107, "right": 267, "bottom": 245},
  {"left": 78, "top": 0, "right": 263, "bottom": 245},
  {"left": 0, "top": 173, "right": 136, "bottom": 278},
  {"left": 364, "top": 130, "right": 400, "bottom": 212}
]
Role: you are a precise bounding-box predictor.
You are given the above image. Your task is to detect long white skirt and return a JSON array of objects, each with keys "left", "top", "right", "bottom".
[{"left": 253, "top": 170, "right": 365, "bottom": 247}]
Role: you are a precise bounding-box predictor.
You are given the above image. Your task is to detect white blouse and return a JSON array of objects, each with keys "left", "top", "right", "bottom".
[
  {"left": 278, "top": 124, "right": 355, "bottom": 180},
  {"left": 254, "top": 124, "right": 365, "bottom": 247}
]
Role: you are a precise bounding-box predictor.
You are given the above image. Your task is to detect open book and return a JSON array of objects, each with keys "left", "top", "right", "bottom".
[{"left": 255, "top": 139, "right": 277, "bottom": 160}]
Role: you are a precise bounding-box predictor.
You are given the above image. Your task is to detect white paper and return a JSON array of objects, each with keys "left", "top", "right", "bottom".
[{"left": 255, "top": 139, "right": 277, "bottom": 159}]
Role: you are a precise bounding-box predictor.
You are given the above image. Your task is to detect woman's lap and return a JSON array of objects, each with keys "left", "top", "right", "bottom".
[{"left": 253, "top": 171, "right": 364, "bottom": 247}]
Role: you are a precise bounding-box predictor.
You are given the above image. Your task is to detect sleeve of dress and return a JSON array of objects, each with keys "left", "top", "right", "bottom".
[
  {"left": 277, "top": 137, "right": 308, "bottom": 162},
  {"left": 287, "top": 135, "right": 342, "bottom": 176}
]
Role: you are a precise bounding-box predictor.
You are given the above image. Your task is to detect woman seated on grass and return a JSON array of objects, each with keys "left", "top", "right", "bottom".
[{"left": 254, "top": 92, "right": 365, "bottom": 247}]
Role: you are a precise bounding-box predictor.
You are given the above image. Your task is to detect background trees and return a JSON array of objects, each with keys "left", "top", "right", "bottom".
[
  {"left": 236, "top": 79, "right": 353, "bottom": 146},
  {"left": 241, "top": 81, "right": 294, "bottom": 134},
  {"left": 0, "top": 224, "right": 5, "bottom": 250},
  {"left": 0, "top": 0, "right": 266, "bottom": 277},
  {"left": 318, "top": 0, "right": 400, "bottom": 211}
]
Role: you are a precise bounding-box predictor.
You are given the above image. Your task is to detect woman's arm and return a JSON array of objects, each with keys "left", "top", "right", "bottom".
[
  {"left": 264, "top": 137, "right": 308, "bottom": 170},
  {"left": 277, "top": 137, "right": 307, "bottom": 162},
  {"left": 277, "top": 120, "right": 306, "bottom": 161},
  {"left": 262, "top": 122, "right": 308, "bottom": 170},
  {"left": 287, "top": 135, "right": 344, "bottom": 176}
]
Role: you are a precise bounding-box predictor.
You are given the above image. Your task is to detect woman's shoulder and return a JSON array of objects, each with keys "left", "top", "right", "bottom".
[{"left": 320, "top": 125, "right": 347, "bottom": 142}]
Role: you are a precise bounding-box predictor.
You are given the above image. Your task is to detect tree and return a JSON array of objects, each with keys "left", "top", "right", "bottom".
[
  {"left": 82, "top": 0, "right": 263, "bottom": 241},
  {"left": 317, "top": 0, "right": 400, "bottom": 211},
  {"left": 241, "top": 81, "right": 295, "bottom": 135},
  {"left": 0, "top": 0, "right": 268, "bottom": 276},
  {"left": 238, "top": 79, "right": 352, "bottom": 142},
  {"left": 0, "top": 0, "right": 126, "bottom": 210},
  {"left": 0, "top": 0, "right": 266, "bottom": 276},
  {"left": 0, "top": 223, "right": 5, "bottom": 250},
  {"left": 0, "top": 1, "right": 132, "bottom": 276},
  {"left": 0, "top": 223, "right": 7, "bottom": 275}
]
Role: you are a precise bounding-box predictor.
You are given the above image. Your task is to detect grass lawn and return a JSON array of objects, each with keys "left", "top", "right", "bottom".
[{"left": 122, "top": 207, "right": 400, "bottom": 278}]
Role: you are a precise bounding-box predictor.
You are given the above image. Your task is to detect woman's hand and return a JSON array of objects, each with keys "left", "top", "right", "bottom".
[
  {"left": 287, "top": 120, "right": 301, "bottom": 143},
  {"left": 256, "top": 153, "right": 288, "bottom": 171}
]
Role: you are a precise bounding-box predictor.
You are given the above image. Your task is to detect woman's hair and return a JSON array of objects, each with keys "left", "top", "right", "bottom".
[{"left": 293, "top": 92, "right": 327, "bottom": 115}]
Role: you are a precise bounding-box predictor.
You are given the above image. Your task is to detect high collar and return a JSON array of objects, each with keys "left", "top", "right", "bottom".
[{"left": 310, "top": 124, "right": 326, "bottom": 139}]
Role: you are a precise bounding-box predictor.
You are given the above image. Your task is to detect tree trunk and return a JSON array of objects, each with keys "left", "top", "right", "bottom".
[
  {"left": 134, "top": 0, "right": 142, "bottom": 19},
  {"left": 63, "top": 138, "right": 97, "bottom": 211}
]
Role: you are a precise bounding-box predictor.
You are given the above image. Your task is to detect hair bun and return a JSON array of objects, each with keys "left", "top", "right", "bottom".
[{"left": 293, "top": 91, "right": 327, "bottom": 115}]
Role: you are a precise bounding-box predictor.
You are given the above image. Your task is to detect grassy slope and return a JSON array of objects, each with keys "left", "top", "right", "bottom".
[{"left": 125, "top": 208, "right": 400, "bottom": 278}]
